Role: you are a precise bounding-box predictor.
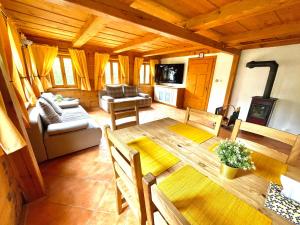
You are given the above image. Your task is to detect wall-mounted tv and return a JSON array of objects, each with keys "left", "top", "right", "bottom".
[{"left": 155, "top": 64, "right": 184, "bottom": 84}]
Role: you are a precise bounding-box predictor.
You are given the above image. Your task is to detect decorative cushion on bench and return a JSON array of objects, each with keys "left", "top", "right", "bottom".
[
  {"left": 41, "top": 93, "right": 63, "bottom": 115},
  {"left": 123, "top": 85, "right": 138, "bottom": 97},
  {"left": 38, "top": 98, "right": 62, "bottom": 125},
  {"left": 106, "top": 85, "right": 123, "bottom": 98}
]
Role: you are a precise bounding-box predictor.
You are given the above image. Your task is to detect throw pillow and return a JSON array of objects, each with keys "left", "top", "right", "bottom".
[
  {"left": 106, "top": 85, "right": 124, "bottom": 98},
  {"left": 38, "top": 98, "right": 62, "bottom": 125},
  {"left": 123, "top": 86, "right": 138, "bottom": 97},
  {"left": 41, "top": 93, "right": 63, "bottom": 115}
]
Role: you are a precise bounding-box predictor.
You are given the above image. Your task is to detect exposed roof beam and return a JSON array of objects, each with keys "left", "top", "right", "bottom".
[
  {"left": 130, "top": 0, "right": 186, "bottom": 24},
  {"left": 113, "top": 33, "right": 160, "bottom": 53},
  {"left": 185, "top": 0, "right": 300, "bottom": 30},
  {"left": 231, "top": 36, "right": 300, "bottom": 50},
  {"left": 142, "top": 45, "right": 209, "bottom": 57},
  {"left": 57, "top": 0, "right": 239, "bottom": 54},
  {"left": 130, "top": 0, "right": 221, "bottom": 41},
  {"left": 224, "top": 21, "right": 300, "bottom": 44},
  {"left": 73, "top": 15, "right": 107, "bottom": 47}
]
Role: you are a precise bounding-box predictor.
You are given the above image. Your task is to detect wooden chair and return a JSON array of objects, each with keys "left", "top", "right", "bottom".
[
  {"left": 231, "top": 119, "right": 300, "bottom": 166},
  {"left": 109, "top": 100, "right": 139, "bottom": 130},
  {"left": 104, "top": 126, "right": 146, "bottom": 225},
  {"left": 184, "top": 107, "right": 222, "bottom": 136}
]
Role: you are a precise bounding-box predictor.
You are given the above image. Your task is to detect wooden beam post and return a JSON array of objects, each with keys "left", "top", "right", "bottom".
[
  {"left": 0, "top": 60, "right": 45, "bottom": 202},
  {"left": 113, "top": 33, "right": 160, "bottom": 53},
  {"left": 54, "top": 0, "right": 239, "bottom": 54},
  {"left": 223, "top": 54, "right": 240, "bottom": 110},
  {"left": 73, "top": 15, "right": 107, "bottom": 47},
  {"left": 185, "top": 0, "right": 300, "bottom": 30}
]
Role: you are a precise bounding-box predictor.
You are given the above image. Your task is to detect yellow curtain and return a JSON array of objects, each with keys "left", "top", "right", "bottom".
[
  {"left": 150, "top": 59, "right": 159, "bottom": 86},
  {"left": 118, "top": 55, "right": 129, "bottom": 85},
  {"left": 25, "top": 47, "right": 43, "bottom": 97},
  {"left": 69, "top": 49, "right": 91, "bottom": 91},
  {"left": 29, "top": 44, "right": 58, "bottom": 91},
  {"left": 0, "top": 14, "right": 29, "bottom": 126},
  {"left": 133, "top": 57, "right": 144, "bottom": 86},
  {"left": 94, "top": 52, "right": 109, "bottom": 90},
  {"left": 0, "top": 92, "right": 26, "bottom": 155},
  {"left": 7, "top": 19, "right": 37, "bottom": 106}
]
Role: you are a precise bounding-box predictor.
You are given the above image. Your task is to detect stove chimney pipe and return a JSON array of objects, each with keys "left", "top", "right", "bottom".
[{"left": 246, "top": 60, "right": 279, "bottom": 99}]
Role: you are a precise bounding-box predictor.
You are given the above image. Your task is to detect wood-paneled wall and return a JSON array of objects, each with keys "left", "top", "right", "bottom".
[{"left": 0, "top": 155, "right": 23, "bottom": 225}]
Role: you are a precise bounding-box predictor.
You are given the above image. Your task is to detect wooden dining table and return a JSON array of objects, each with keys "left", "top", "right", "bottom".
[{"left": 113, "top": 117, "right": 299, "bottom": 225}]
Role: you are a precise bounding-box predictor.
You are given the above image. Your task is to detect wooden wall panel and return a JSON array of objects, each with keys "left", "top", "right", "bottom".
[{"left": 0, "top": 156, "right": 23, "bottom": 225}]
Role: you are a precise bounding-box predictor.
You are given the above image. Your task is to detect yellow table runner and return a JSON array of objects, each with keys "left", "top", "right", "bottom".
[
  {"left": 127, "top": 136, "right": 180, "bottom": 176},
  {"left": 208, "top": 143, "right": 287, "bottom": 184},
  {"left": 251, "top": 152, "right": 287, "bottom": 184},
  {"left": 158, "top": 165, "right": 271, "bottom": 225},
  {"left": 168, "top": 123, "right": 214, "bottom": 144}
]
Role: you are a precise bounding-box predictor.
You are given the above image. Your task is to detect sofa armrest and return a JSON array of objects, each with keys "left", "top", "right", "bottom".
[
  {"left": 98, "top": 90, "right": 108, "bottom": 98},
  {"left": 47, "top": 120, "right": 89, "bottom": 136},
  {"left": 102, "top": 95, "right": 114, "bottom": 102},
  {"left": 138, "top": 93, "right": 149, "bottom": 98}
]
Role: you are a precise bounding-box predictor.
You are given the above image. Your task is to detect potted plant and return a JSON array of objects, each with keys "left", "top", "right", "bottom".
[{"left": 216, "top": 139, "right": 255, "bottom": 179}]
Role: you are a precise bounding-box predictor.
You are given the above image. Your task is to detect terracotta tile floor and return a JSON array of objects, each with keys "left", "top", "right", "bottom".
[{"left": 23, "top": 103, "right": 290, "bottom": 225}]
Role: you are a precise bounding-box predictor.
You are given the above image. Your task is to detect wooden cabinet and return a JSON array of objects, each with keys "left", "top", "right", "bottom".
[{"left": 154, "top": 85, "right": 185, "bottom": 108}]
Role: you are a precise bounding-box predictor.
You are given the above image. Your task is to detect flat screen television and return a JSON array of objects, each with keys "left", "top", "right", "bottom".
[{"left": 155, "top": 64, "right": 184, "bottom": 84}]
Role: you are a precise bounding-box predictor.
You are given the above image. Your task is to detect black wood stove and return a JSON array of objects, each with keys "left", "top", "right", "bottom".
[{"left": 246, "top": 61, "right": 278, "bottom": 126}]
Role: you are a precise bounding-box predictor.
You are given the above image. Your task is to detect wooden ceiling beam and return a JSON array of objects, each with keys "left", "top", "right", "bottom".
[
  {"left": 53, "top": 0, "right": 239, "bottom": 54},
  {"left": 224, "top": 21, "right": 300, "bottom": 44},
  {"left": 130, "top": 0, "right": 221, "bottom": 41},
  {"left": 142, "top": 45, "right": 211, "bottom": 57},
  {"left": 130, "top": 0, "right": 186, "bottom": 24},
  {"left": 185, "top": 0, "right": 300, "bottom": 30},
  {"left": 232, "top": 36, "right": 300, "bottom": 50},
  {"left": 113, "top": 33, "right": 160, "bottom": 53},
  {"left": 73, "top": 15, "right": 107, "bottom": 47}
]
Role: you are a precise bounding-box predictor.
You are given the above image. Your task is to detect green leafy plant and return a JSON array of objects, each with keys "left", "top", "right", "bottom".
[
  {"left": 216, "top": 139, "right": 255, "bottom": 170},
  {"left": 55, "top": 94, "right": 64, "bottom": 102}
]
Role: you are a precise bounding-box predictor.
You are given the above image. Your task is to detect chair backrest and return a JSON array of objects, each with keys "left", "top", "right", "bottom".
[
  {"left": 104, "top": 126, "right": 146, "bottom": 222},
  {"left": 231, "top": 119, "right": 300, "bottom": 166},
  {"left": 109, "top": 100, "right": 139, "bottom": 130},
  {"left": 184, "top": 107, "right": 222, "bottom": 136}
]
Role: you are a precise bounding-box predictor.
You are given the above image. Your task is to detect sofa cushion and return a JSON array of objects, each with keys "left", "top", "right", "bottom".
[
  {"left": 61, "top": 105, "right": 90, "bottom": 122},
  {"left": 41, "top": 93, "right": 63, "bottom": 115},
  {"left": 106, "top": 85, "right": 124, "bottom": 98},
  {"left": 38, "top": 98, "right": 62, "bottom": 125},
  {"left": 123, "top": 86, "right": 138, "bottom": 97},
  {"left": 47, "top": 120, "right": 89, "bottom": 136},
  {"left": 57, "top": 100, "right": 80, "bottom": 109}
]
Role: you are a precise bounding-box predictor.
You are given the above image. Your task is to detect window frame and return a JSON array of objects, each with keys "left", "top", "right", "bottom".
[
  {"left": 139, "top": 63, "right": 150, "bottom": 85},
  {"left": 50, "top": 55, "right": 77, "bottom": 88},
  {"left": 105, "top": 59, "right": 120, "bottom": 85}
]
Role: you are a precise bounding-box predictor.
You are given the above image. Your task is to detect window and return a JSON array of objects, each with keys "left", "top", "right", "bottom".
[
  {"left": 139, "top": 63, "right": 150, "bottom": 85},
  {"left": 51, "top": 56, "right": 76, "bottom": 87},
  {"left": 105, "top": 61, "right": 119, "bottom": 85}
]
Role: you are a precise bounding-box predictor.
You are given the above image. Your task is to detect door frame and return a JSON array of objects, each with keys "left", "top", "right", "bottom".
[{"left": 184, "top": 56, "right": 217, "bottom": 110}]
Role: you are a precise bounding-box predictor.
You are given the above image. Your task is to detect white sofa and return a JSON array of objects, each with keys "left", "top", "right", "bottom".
[
  {"left": 27, "top": 94, "right": 101, "bottom": 162},
  {"left": 99, "top": 85, "right": 152, "bottom": 112}
]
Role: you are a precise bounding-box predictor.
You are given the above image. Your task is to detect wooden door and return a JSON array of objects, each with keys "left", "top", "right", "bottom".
[{"left": 184, "top": 57, "right": 216, "bottom": 110}]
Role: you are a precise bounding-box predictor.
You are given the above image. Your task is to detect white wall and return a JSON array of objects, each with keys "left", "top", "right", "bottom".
[
  {"left": 230, "top": 44, "right": 300, "bottom": 134},
  {"left": 161, "top": 53, "right": 233, "bottom": 113}
]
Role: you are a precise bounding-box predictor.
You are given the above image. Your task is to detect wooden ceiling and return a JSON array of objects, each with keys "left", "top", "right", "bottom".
[{"left": 3, "top": 0, "right": 300, "bottom": 57}]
